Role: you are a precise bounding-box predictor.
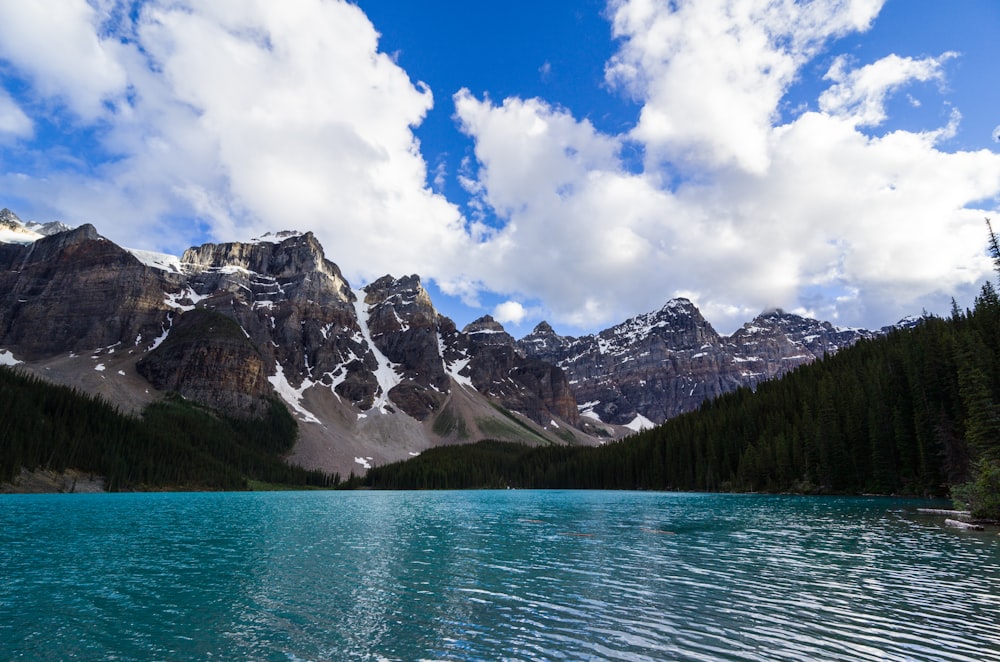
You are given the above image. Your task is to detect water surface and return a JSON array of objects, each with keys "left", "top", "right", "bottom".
[{"left": 1, "top": 491, "right": 998, "bottom": 661}]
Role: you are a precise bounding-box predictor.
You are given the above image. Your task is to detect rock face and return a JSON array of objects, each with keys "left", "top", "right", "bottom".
[
  {"left": 137, "top": 309, "right": 272, "bottom": 416},
  {"left": 358, "top": 274, "right": 451, "bottom": 420},
  {"left": 0, "top": 208, "right": 897, "bottom": 474},
  {"left": 463, "top": 315, "right": 581, "bottom": 427},
  {"left": 0, "top": 225, "right": 177, "bottom": 360},
  {"left": 519, "top": 300, "right": 879, "bottom": 428}
]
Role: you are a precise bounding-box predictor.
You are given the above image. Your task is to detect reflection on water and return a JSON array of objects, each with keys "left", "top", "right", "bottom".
[{"left": 2, "top": 491, "right": 999, "bottom": 661}]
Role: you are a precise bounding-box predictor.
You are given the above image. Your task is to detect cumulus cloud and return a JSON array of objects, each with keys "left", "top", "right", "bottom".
[
  {"left": 604, "top": 0, "right": 884, "bottom": 173},
  {"left": 2, "top": 0, "right": 999, "bottom": 337},
  {"left": 819, "top": 52, "right": 956, "bottom": 127},
  {"left": 493, "top": 301, "right": 528, "bottom": 325},
  {"left": 0, "top": 0, "right": 127, "bottom": 120},
  {"left": 0, "top": 0, "right": 473, "bottom": 277},
  {"left": 454, "top": 0, "right": 1000, "bottom": 333}
]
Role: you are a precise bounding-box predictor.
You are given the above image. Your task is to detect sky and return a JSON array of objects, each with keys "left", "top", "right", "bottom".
[{"left": 1, "top": 0, "right": 999, "bottom": 337}]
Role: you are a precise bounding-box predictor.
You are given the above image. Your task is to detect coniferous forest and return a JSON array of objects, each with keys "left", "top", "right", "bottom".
[
  {"left": 0, "top": 367, "right": 335, "bottom": 491},
  {"left": 360, "top": 237, "right": 1000, "bottom": 520}
]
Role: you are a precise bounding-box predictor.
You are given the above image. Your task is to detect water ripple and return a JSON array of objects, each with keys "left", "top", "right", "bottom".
[{"left": 2, "top": 491, "right": 999, "bottom": 661}]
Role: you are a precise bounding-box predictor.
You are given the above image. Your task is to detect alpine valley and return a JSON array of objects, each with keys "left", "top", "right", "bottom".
[{"left": 0, "top": 208, "right": 912, "bottom": 478}]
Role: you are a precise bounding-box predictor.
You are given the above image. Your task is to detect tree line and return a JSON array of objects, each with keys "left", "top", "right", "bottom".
[{"left": 0, "top": 368, "right": 336, "bottom": 490}]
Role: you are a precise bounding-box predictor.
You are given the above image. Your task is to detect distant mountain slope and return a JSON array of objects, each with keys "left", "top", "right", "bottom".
[
  {"left": 519, "top": 301, "right": 900, "bottom": 429},
  {"left": 362, "top": 305, "right": 992, "bottom": 504}
]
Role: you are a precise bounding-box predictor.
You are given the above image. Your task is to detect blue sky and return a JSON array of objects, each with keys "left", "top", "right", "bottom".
[{"left": 1, "top": 0, "right": 999, "bottom": 337}]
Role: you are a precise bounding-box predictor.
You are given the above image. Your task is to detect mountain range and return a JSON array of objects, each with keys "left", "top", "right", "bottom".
[{"left": 0, "top": 207, "right": 912, "bottom": 477}]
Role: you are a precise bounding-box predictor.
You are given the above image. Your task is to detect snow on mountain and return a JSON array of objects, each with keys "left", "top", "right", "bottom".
[
  {"left": 126, "top": 248, "right": 184, "bottom": 272},
  {"left": 352, "top": 289, "right": 402, "bottom": 413}
]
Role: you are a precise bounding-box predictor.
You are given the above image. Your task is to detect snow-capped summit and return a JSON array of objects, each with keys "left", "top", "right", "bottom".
[
  {"left": 0, "top": 208, "right": 75, "bottom": 244},
  {"left": 0, "top": 208, "right": 43, "bottom": 244}
]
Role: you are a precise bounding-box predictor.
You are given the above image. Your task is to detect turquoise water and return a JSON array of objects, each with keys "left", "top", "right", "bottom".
[{"left": 1, "top": 491, "right": 999, "bottom": 661}]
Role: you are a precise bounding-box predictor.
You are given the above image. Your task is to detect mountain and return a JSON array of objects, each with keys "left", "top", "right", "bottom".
[
  {"left": 0, "top": 214, "right": 594, "bottom": 478},
  {"left": 519, "top": 301, "right": 884, "bottom": 429},
  {"left": 0, "top": 208, "right": 70, "bottom": 243},
  {"left": 0, "top": 208, "right": 899, "bottom": 480}
]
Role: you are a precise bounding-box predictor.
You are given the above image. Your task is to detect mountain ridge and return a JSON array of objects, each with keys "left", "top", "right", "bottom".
[{"left": 0, "top": 209, "right": 913, "bottom": 476}]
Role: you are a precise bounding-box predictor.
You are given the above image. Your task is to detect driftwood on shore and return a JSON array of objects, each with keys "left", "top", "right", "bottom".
[{"left": 944, "top": 518, "right": 985, "bottom": 531}]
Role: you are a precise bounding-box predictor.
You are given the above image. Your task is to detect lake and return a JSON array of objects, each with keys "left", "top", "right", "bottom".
[{"left": 1, "top": 490, "right": 999, "bottom": 661}]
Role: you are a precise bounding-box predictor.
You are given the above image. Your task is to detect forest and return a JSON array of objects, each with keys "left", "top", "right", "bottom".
[
  {"left": 0, "top": 367, "right": 335, "bottom": 491},
  {"left": 359, "top": 232, "right": 1000, "bottom": 520}
]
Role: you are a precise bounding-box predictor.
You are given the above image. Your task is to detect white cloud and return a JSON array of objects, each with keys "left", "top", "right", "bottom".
[
  {"left": 819, "top": 52, "right": 956, "bottom": 127},
  {"left": 2, "top": 0, "right": 999, "bottom": 339},
  {"left": 0, "top": 0, "right": 127, "bottom": 120},
  {"left": 0, "top": 91, "right": 32, "bottom": 140},
  {"left": 453, "top": 0, "right": 1000, "bottom": 334},
  {"left": 493, "top": 300, "right": 528, "bottom": 325},
  {"left": 0, "top": 0, "right": 475, "bottom": 276},
  {"left": 605, "top": 0, "right": 885, "bottom": 173}
]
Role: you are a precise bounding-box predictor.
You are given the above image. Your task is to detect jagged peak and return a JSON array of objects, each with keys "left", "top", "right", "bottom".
[
  {"left": 661, "top": 297, "right": 697, "bottom": 312},
  {"left": 41, "top": 223, "right": 101, "bottom": 244},
  {"left": 366, "top": 273, "right": 422, "bottom": 293},
  {"left": 184, "top": 230, "right": 328, "bottom": 271},
  {"left": 0, "top": 210, "right": 40, "bottom": 245},
  {"left": 0, "top": 207, "right": 21, "bottom": 228},
  {"left": 530, "top": 321, "right": 556, "bottom": 335},
  {"left": 363, "top": 273, "right": 435, "bottom": 313},
  {"left": 464, "top": 314, "right": 503, "bottom": 332},
  {"left": 0, "top": 208, "right": 77, "bottom": 239},
  {"left": 246, "top": 229, "right": 309, "bottom": 244},
  {"left": 618, "top": 297, "right": 708, "bottom": 329}
]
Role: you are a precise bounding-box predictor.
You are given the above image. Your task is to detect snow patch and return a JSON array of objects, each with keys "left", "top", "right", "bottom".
[
  {"left": 148, "top": 314, "right": 173, "bottom": 351},
  {"left": 165, "top": 288, "right": 209, "bottom": 311},
  {"left": 249, "top": 230, "right": 303, "bottom": 244},
  {"left": 353, "top": 290, "right": 402, "bottom": 412},
  {"left": 0, "top": 227, "right": 42, "bottom": 245},
  {"left": 625, "top": 413, "right": 656, "bottom": 432},
  {"left": 94, "top": 363, "right": 106, "bottom": 372},
  {"left": 268, "top": 364, "right": 321, "bottom": 424},
  {"left": 126, "top": 247, "right": 183, "bottom": 272},
  {"left": 354, "top": 456, "right": 373, "bottom": 470},
  {"left": 0, "top": 349, "right": 21, "bottom": 366},
  {"left": 439, "top": 332, "right": 473, "bottom": 388}
]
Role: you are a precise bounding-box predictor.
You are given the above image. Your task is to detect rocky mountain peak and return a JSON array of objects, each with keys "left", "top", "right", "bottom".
[
  {"left": 0, "top": 208, "right": 20, "bottom": 229},
  {"left": 732, "top": 307, "right": 873, "bottom": 359},
  {"left": 0, "top": 209, "right": 75, "bottom": 239},
  {"left": 183, "top": 230, "right": 334, "bottom": 278},
  {"left": 180, "top": 231, "right": 352, "bottom": 306},
  {"left": 519, "top": 320, "right": 574, "bottom": 360},
  {"left": 363, "top": 274, "right": 436, "bottom": 325},
  {"left": 602, "top": 296, "right": 719, "bottom": 353},
  {"left": 463, "top": 315, "right": 515, "bottom": 348},
  {"left": 532, "top": 321, "right": 556, "bottom": 335}
]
